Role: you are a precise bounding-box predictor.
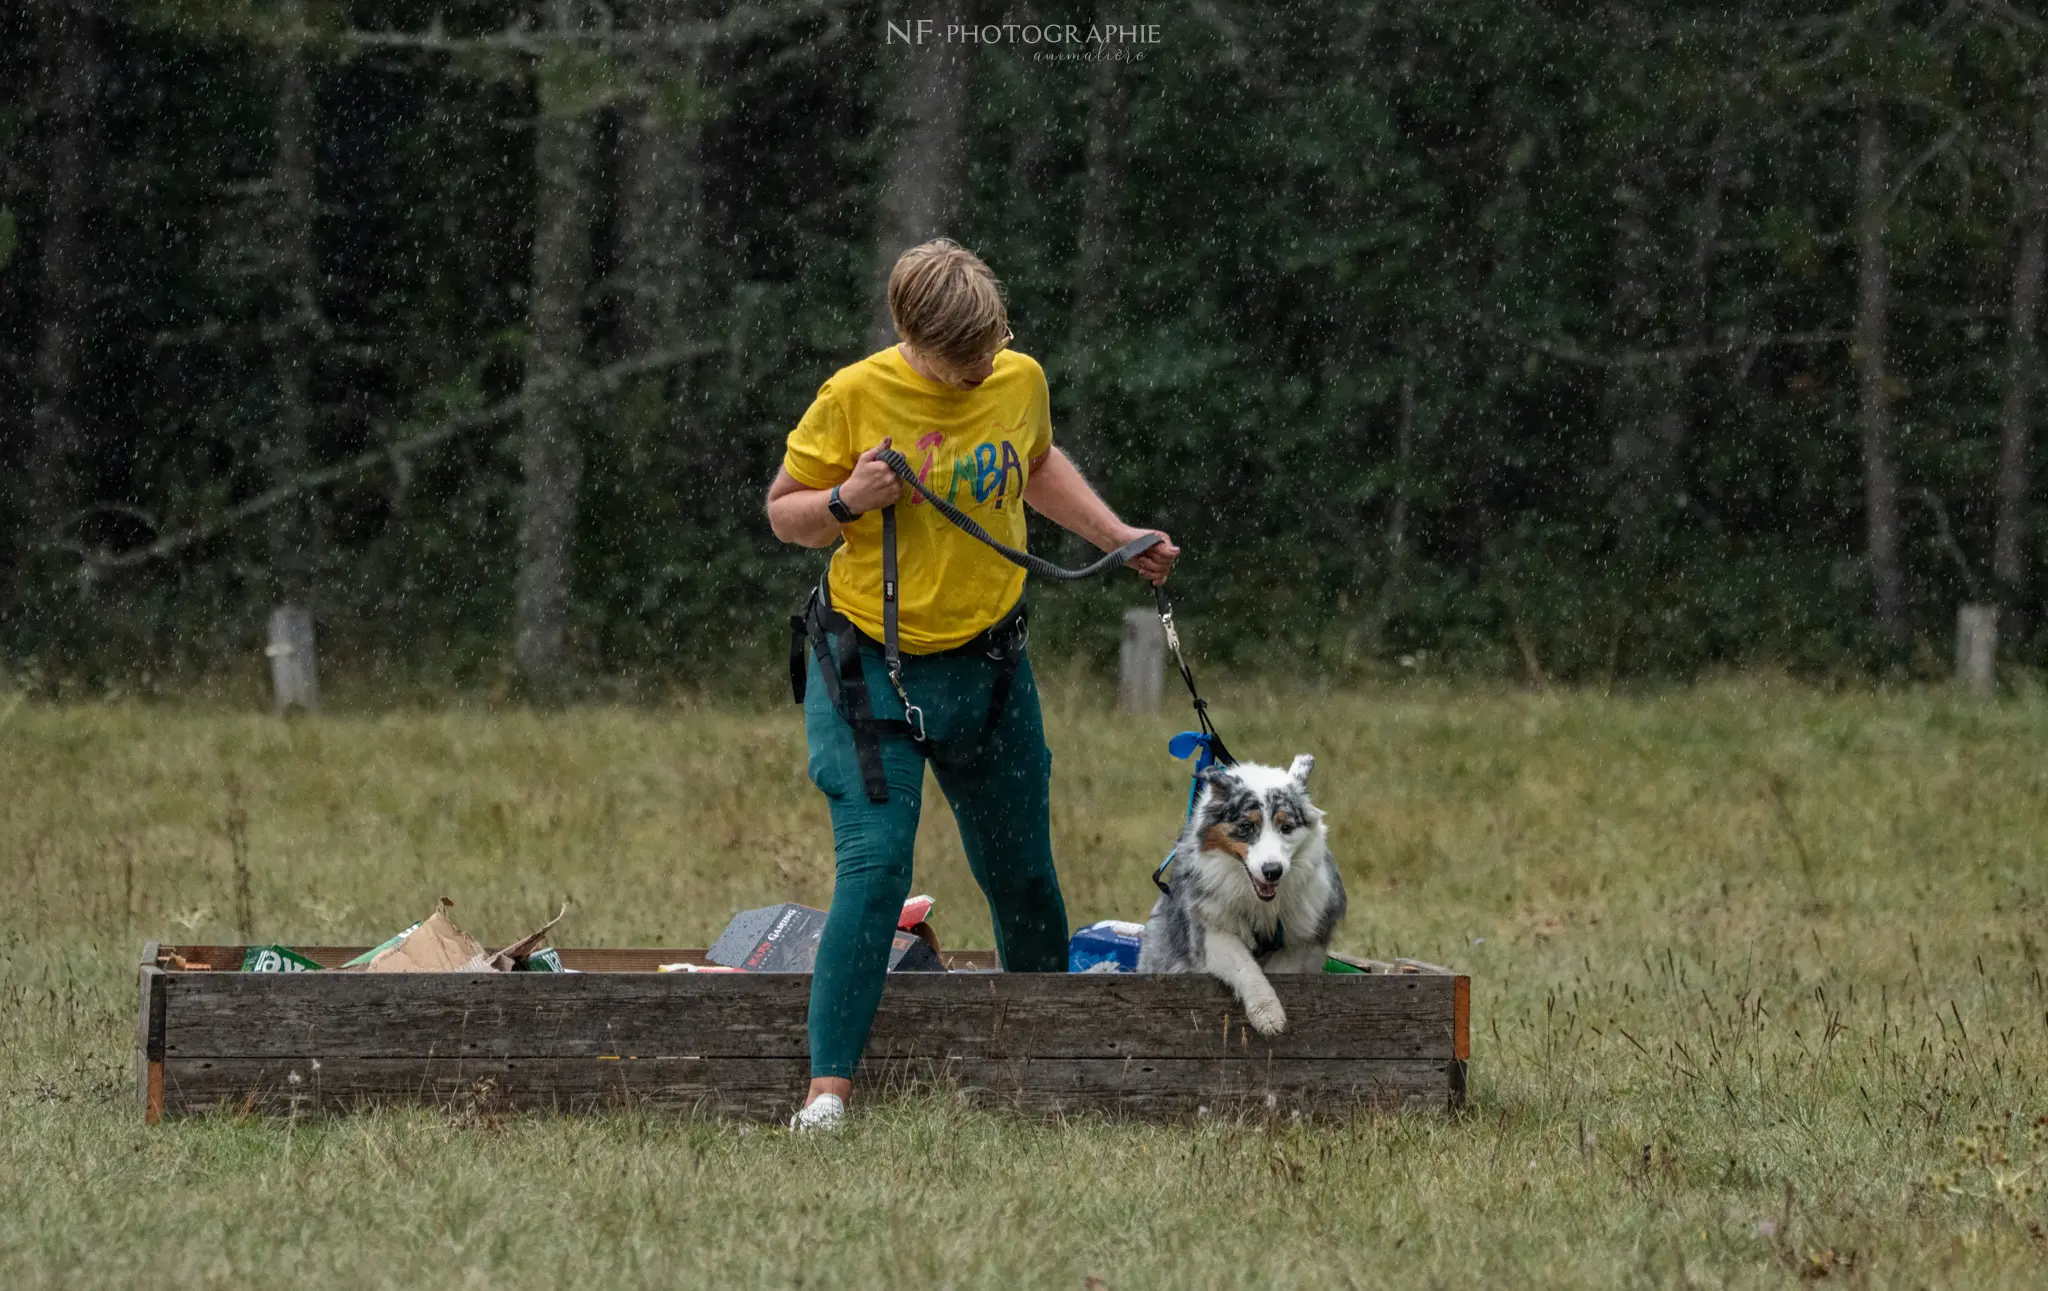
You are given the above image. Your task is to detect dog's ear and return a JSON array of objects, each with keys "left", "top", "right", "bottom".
[
  {"left": 1288, "top": 754, "right": 1315, "bottom": 788},
  {"left": 1199, "top": 764, "right": 1237, "bottom": 790}
]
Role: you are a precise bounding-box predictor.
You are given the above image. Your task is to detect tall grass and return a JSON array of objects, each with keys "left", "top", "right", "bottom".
[{"left": 2, "top": 678, "right": 2046, "bottom": 1287}]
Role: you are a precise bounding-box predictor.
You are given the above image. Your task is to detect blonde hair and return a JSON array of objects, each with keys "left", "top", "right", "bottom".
[{"left": 886, "top": 239, "right": 1009, "bottom": 365}]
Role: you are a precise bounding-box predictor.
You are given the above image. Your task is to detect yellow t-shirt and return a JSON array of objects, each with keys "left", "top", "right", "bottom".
[{"left": 784, "top": 346, "right": 1053, "bottom": 653}]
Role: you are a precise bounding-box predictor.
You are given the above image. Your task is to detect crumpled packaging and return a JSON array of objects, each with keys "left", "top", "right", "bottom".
[
  {"left": 364, "top": 900, "right": 492, "bottom": 972},
  {"left": 356, "top": 898, "right": 566, "bottom": 973}
]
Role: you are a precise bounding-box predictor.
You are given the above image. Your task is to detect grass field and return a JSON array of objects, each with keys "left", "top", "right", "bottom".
[{"left": 3, "top": 677, "right": 2047, "bottom": 1288}]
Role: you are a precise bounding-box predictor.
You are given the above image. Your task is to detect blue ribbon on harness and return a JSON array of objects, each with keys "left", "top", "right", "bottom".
[{"left": 1151, "top": 730, "right": 1227, "bottom": 894}]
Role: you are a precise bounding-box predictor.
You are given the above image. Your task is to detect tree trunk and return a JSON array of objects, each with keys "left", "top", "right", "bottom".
[
  {"left": 265, "top": 9, "right": 321, "bottom": 608},
  {"left": 1388, "top": 365, "right": 1416, "bottom": 581},
  {"left": 1856, "top": 102, "right": 1906, "bottom": 646},
  {"left": 28, "top": 0, "right": 102, "bottom": 542},
  {"left": 867, "top": 11, "right": 973, "bottom": 352},
  {"left": 1994, "top": 96, "right": 2048, "bottom": 630},
  {"left": 1602, "top": 140, "right": 1725, "bottom": 590},
  {"left": 1679, "top": 139, "right": 1728, "bottom": 434},
  {"left": 614, "top": 0, "right": 703, "bottom": 363},
  {"left": 1604, "top": 154, "right": 1684, "bottom": 563},
  {"left": 1365, "top": 359, "right": 1418, "bottom": 652},
  {"left": 1063, "top": 0, "right": 1130, "bottom": 466},
  {"left": 515, "top": 5, "right": 599, "bottom": 692}
]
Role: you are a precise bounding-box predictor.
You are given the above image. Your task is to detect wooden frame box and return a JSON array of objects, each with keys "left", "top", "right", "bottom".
[{"left": 136, "top": 943, "right": 1469, "bottom": 1123}]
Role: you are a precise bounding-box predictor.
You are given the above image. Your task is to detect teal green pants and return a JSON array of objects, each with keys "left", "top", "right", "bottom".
[{"left": 803, "top": 635, "right": 1069, "bottom": 1080}]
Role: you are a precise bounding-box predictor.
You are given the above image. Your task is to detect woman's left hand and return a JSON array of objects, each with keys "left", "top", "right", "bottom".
[{"left": 1117, "top": 527, "right": 1180, "bottom": 587}]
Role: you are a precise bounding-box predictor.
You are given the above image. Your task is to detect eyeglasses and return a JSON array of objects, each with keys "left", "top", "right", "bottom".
[
  {"left": 919, "top": 329, "right": 1014, "bottom": 385},
  {"left": 933, "top": 329, "right": 1012, "bottom": 375}
]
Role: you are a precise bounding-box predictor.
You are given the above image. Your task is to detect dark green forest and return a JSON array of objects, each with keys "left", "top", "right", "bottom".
[{"left": 6, "top": 0, "right": 2048, "bottom": 693}]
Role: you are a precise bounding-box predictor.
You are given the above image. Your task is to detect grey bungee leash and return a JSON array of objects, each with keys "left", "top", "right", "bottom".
[{"left": 872, "top": 446, "right": 1227, "bottom": 762}]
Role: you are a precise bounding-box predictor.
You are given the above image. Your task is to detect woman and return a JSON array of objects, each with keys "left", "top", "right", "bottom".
[{"left": 765, "top": 239, "right": 1177, "bottom": 1129}]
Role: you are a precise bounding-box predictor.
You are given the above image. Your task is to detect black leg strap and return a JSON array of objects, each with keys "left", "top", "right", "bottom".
[
  {"left": 922, "top": 606, "right": 1027, "bottom": 775},
  {"left": 833, "top": 616, "right": 895, "bottom": 803},
  {"left": 799, "top": 580, "right": 924, "bottom": 805},
  {"left": 976, "top": 611, "right": 1026, "bottom": 746},
  {"left": 788, "top": 614, "right": 808, "bottom": 705}
]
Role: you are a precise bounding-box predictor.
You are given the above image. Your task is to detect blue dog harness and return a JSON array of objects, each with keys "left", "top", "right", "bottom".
[
  {"left": 1153, "top": 728, "right": 1227, "bottom": 894},
  {"left": 1155, "top": 729, "right": 1286, "bottom": 955}
]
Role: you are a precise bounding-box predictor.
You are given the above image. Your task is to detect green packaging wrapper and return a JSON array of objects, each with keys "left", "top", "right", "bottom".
[
  {"left": 339, "top": 922, "right": 422, "bottom": 969},
  {"left": 241, "top": 945, "right": 322, "bottom": 973},
  {"left": 514, "top": 947, "right": 567, "bottom": 972}
]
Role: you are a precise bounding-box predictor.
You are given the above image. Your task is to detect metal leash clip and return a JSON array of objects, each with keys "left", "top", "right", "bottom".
[
  {"left": 989, "top": 615, "right": 1027, "bottom": 661},
  {"left": 887, "top": 664, "right": 926, "bottom": 741}
]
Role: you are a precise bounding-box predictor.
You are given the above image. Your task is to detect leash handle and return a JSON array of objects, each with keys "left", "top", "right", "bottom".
[
  {"left": 877, "top": 448, "right": 1161, "bottom": 580},
  {"left": 879, "top": 507, "right": 924, "bottom": 741}
]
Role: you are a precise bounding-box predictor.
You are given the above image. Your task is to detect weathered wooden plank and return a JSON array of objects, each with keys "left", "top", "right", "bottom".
[
  {"left": 1454, "top": 975, "right": 1470, "bottom": 1061},
  {"left": 155, "top": 943, "right": 1455, "bottom": 980},
  {"left": 152, "top": 945, "right": 1005, "bottom": 972},
  {"left": 161, "top": 970, "right": 1458, "bottom": 1062},
  {"left": 159, "top": 1055, "right": 1463, "bottom": 1121},
  {"left": 136, "top": 946, "right": 164, "bottom": 1124}
]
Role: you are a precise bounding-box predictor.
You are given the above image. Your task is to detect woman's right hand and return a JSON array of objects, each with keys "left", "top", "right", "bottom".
[{"left": 838, "top": 437, "right": 907, "bottom": 515}]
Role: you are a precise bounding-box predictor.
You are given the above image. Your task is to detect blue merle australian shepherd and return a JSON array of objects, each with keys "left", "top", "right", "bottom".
[{"left": 1137, "top": 755, "right": 1346, "bottom": 1035}]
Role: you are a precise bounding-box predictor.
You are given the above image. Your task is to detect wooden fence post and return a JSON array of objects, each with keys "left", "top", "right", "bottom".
[
  {"left": 266, "top": 605, "right": 319, "bottom": 714},
  {"left": 1956, "top": 603, "right": 1997, "bottom": 696},
  {"left": 1120, "top": 608, "right": 1163, "bottom": 713}
]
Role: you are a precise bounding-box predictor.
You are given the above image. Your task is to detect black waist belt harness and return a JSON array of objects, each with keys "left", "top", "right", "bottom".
[
  {"left": 789, "top": 448, "right": 1163, "bottom": 805},
  {"left": 791, "top": 579, "right": 1030, "bottom": 802}
]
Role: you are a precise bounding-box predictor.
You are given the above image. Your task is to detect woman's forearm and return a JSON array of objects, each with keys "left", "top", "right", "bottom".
[
  {"left": 767, "top": 448, "right": 909, "bottom": 549},
  {"left": 766, "top": 472, "right": 845, "bottom": 548},
  {"left": 1023, "top": 447, "right": 1135, "bottom": 549}
]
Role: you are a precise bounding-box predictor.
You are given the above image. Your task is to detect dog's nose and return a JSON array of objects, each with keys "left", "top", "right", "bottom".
[{"left": 1261, "top": 863, "right": 1283, "bottom": 883}]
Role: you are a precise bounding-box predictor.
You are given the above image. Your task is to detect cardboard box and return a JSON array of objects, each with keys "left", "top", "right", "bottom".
[
  {"left": 1067, "top": 920, "right": 1144, "bottom": 973},
  {"left": 707, "top": 903, "right": 943, "bottom": 973}
]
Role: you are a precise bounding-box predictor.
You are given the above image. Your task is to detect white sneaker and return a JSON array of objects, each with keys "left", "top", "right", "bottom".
[{"left": 789, "top": 1093, "right": 845, "bottom": 1132}]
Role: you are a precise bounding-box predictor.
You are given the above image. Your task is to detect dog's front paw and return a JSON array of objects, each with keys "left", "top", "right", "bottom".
[{"left": 1245, "top": 995, "right": 1287, "bottom": 1036}]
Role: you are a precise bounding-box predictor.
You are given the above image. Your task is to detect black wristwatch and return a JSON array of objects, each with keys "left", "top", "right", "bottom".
[{"left": 827, "top": 485, "right": 860, "bottom": 524}]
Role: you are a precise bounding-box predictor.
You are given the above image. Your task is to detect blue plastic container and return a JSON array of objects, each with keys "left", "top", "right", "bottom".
[{"left": 1067, "top": 920, "right": 1145, "bottom": 973}]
